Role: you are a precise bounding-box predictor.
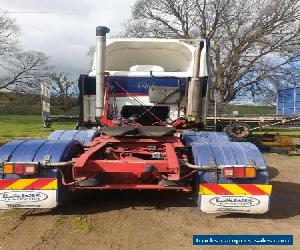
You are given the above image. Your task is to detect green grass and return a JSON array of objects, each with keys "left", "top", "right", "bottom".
[
  {"left": 224, "top": 105, "right": 276, "bottom": 115},
  {"left": 1, "top": 115, "right": 299, "bottom": 145},
  {"left": 0, "top": 115, "right": 76, "bottom": 144},
  {"left": 253, "top": 127, "right": 300, "bottom": 136}
]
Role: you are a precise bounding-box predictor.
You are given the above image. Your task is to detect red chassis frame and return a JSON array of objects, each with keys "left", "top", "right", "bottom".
[{"left": 68, "top": 135, "right": 192, "bottom": 192}]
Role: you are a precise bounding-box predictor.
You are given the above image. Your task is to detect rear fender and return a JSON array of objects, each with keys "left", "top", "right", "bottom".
[
  {"left": 191, "top": 141, "right": 269, "bottom": 184},
  {"left": 0, "top": 139, "right": 83, "bottom": 209},
  {"left": 190, "top": 141, "right": 271, "bottom": 214},
  {"left": 47, "top": 129, "right": 98, "bottom": 144}
]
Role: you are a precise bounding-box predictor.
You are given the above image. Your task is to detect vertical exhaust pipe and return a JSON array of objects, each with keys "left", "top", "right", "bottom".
[
  {"left": 95, "top": 26, "right": 110, "bottom": 119},
  {"left": 187, "top": 41, "right": 204, "bottom": 124},
  {"left": 201, "top": 40, "right": 211, "bottom": 127}
]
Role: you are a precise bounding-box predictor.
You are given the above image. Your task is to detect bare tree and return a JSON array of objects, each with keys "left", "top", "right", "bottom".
[
  {"left": 45, "top": 72, "right": 78, "bottom": 111},
  {"left": 0, "top": 12, "right": 50, "bottom": 95},
  {"left": 123, "top": 0, "right": 300, "bottom": 104},
  {"left": 0, "top": 11, "right": 19, "bottom": 56},
  {"left": 250, "top": 63, "right": 300, "bottom": 105},
  {"left": 0, "top": 51, "right": 49, "bottom": 93}
]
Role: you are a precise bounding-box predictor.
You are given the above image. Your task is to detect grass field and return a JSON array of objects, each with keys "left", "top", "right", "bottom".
[
  {"left": 0, "top": 115, "right": 299, "bottom": 144},
  {"left": 0, "top": 115, "right": 76, "bottom": 144},
  {"left": 224, "top": 104, "right": 276, "bottom": 115},
  {"left": 253, "top": 127, "right": 300, "bottom": 136}
]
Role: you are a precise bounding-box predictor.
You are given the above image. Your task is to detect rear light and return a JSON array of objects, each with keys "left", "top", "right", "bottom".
[
  {"left": 14, "top": 164, "right": 24, "bottom": 174},
  {"left": 234, "top": 167, "right": 245, "bottom": 178},
  {"left": 3, "top": 164, "right": 14, "bottom": 174},
  {"left": 222, "top": 166, "right": 256, "bottom": 178},
  {"left": 223, "top": 167, "right": 234, "bottom": 178},
  {"left": 245, "top": 167, "right": 256, "bottom": 178},
  {"left": 24, "top": 165, "right": 36, "bottom": 174},
  {"left": 3, "top": 163, "right": 36, "bottom": 175}
]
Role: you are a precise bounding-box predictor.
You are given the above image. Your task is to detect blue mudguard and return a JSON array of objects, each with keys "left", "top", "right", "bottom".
[
  {"left": 181, "top": 131, "right": 230, "bottom": 147},
  {"left": 183, "top": 131, "right": 271, "bottom": 214},
  {"left": 0, "top": 140, "right": 83, "bottom": 209},
  {"left": 191, "top": 141, "right": 269, "bottom": 184},
  {"left": 47, "top": 129, "right": 98, "bottom": 144}
]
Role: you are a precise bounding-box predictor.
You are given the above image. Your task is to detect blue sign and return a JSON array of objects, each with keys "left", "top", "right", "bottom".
[{"left": 193, "top": 235, "right": 293, "bottom": 245}]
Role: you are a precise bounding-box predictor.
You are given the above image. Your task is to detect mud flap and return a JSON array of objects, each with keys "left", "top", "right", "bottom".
[
  {"left": 0, "top": 178, "right": 58, "bottom": 209},
  {"left": 198, "top": 195, "right": 270, "bottom": 214},
  {"left": 198, "top": 184, "right": 272, "bottom": 214}
]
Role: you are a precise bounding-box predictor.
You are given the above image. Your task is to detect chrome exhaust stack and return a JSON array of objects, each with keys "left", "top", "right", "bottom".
[
  {"left": 187, "top": 41, "right": 206, "bottom": 125},
  {"left": 95, "top": 26, "right": 110, "bottom": 119}
]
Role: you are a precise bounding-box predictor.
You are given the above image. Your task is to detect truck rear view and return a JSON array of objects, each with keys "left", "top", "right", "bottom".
[{"left": 0, "top": 26, "right": 272, "bottom": 213}]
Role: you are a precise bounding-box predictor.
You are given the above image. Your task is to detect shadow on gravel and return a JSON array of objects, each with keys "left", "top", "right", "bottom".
[
  {"left": 268, "top": 166, "right": 280, "bottom": 179},
  {"left": 31, "top": 190, "right": 196, "bottom": 216},
  {"left": 216, "top": 180, "right": 300, "bottom": 220}
]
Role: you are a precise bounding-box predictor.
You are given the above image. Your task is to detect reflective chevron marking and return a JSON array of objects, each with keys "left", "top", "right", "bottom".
[
  {"left": 199, "top": 184, "right": 272, "bottom": 195},
  {"left": 0, "top": 178, "right": 57, "bottom": 190}
]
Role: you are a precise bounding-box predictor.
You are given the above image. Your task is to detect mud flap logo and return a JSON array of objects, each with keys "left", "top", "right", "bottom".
[
  {"left": 0, "top": 191, "right": 48, "bottom": 203},
  {"left": 209, "top": 196, "right": 260, "bottom": 207},
  {"left": 200, "top": 194, "right": 270, "bottom": 214}
]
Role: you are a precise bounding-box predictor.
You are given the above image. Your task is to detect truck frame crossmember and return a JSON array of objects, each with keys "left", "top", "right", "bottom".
[{"left": 69, "top": 135, "right": 192, "bottom": 191}]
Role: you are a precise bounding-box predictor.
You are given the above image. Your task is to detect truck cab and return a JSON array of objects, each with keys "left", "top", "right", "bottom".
[{"left": 78, "top": 38, "right": 209, "bottom": 127}]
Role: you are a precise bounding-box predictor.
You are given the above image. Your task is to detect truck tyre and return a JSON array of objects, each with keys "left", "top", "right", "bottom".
[{"left": 224, "top": 122, "right": 251, "bottom": 139}]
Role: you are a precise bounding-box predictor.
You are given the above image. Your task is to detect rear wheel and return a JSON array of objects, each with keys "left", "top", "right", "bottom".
[{"left": 224, "top": 122, "right": 251, "bottom": 139}]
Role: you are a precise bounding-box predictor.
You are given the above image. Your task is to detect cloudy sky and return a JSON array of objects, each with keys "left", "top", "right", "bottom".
[{"left": 1, "top": 0, "right": 135, "bottom": 77}]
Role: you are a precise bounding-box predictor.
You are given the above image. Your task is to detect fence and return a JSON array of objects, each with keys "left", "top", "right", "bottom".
[
  {"left": 1, "top": 91, "right": 299, "bottom": 132},
  {"left": 0, "top": 91, "right": 80, "bottom": 128}
]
